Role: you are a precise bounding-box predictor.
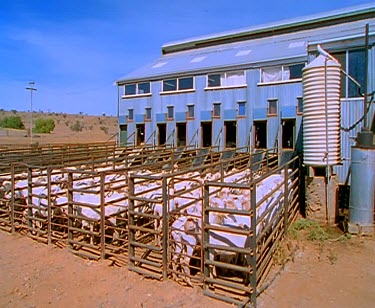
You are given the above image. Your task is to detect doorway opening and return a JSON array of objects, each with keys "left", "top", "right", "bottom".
[
  {"left": 157, "top": 123, "right": 166, "bottom": 146},
  {"left": 201, "top": 122, "right": 212, "bottom": 147},
  {"left": 254, "top": 121, "right": 267, "bottom": 149},
  {"left": 176, "top": 123, "right": 187, "bottom": 146},
  {"left": 224, "top": 121, "right": 237, "bottom": 148},
  {"left": 136, "top": 124, "right": 145, "bottom": 146},
  {"left": 282, "top": 119, "right": 296, "bottom": 149}
]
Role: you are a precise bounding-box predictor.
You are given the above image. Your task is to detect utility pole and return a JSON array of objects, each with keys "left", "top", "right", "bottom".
[{"left": 26, "top": 81, "right": 37, "bottom": 144}]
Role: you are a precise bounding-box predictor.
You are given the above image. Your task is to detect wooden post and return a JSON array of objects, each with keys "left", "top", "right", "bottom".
[
  {"left": 47, "top": 167, "right": 52, "bottom": 245},
  {"left": 100, "top": 172, "right": 106, "bottom": 260}
]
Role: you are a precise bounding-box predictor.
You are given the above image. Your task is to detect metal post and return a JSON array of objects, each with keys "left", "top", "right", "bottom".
[
  {"left": 10, "top": 164, "right": 15, "bottom": 233},
  {"left": 100, "top": 172, "right": 106, "bottom": 260},
  {"left": 26, "top": 81, "right": 37, "bottom": 144},
  {"left": 363, "top": 23, "right": 369, "bottom": 130},
  {"left": 250, "top": 183, "right": 257, "bottom": 306},
  {"left": 284, "top": 164, "right": 290, "bottom": 234},
  {"left": 47, "top": 167, "right": 52, "bottom": 245},
  {"left": 67, "top": 172, "right": 73, "bottom": 249},
  {"left": 162, "top": 175, "right": 168, "bottom": 280}
]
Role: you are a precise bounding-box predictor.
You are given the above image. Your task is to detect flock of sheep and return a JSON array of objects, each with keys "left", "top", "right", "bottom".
[{"left": 0, "top": 154, "right": 296, "bottom": 295}]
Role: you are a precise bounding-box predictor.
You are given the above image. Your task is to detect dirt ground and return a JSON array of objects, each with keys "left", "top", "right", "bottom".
[{"left": 0, "top": 229, "right": 374, "bottom": 308}]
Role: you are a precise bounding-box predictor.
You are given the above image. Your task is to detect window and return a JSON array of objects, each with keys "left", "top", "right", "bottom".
[
  {"left": 297, "top": 97, "right": 303, "bottom": 114},
  {"left": 167, "top": 106, "right": 174, "bottom": 119},
  {"left": 187, "top": 105, "right": 195, "bottom": 119},
  {"left": 213, "top": 103, "right": 221, "bottom": 118},
  {"left": 124, "top": 82, "right": 150, "bottom": 96},
  {"left": 145, "top": 108, "right": 151, "bottom": 120},
  {"left": 260, "top": 63, "right": 304, "bottom": 83},
  {"left": 268, "top": 99, "right": 278, "bottom": 116},
  {"left": 207, "top": 70, "right": 246, "bottom": 88},
  {"left": 128, "top": 109, "right": 134, "bottom": 121},
  {"left": 162, "top": 77, "right": 194, "bottom": 92},
  {"left": 331, "top": 49, "right": 365, "bottom": 98},
  {"left": 237, "top": 101, "right": 246, "bottom": 116}
]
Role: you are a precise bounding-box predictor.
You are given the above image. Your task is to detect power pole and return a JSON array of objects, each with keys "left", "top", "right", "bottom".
[{"left": 26, "top": 81, "right": 37, "bottom": 144}]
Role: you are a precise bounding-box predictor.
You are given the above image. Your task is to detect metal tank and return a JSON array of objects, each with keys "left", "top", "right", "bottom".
[
  {"left": 348, "top": 147, "right": 375, "bottom": 234},
  {"left": 302, "top": 54, "right": 341, "bottom": 166}
]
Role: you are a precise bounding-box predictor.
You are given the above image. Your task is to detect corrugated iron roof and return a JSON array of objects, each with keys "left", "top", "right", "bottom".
[{"left": 116, "top": 3, "right": 375, "bottom": 85}]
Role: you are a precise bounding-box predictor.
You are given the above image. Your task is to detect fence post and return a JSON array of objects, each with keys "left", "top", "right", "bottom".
[
  {"left": 162, "top": 175, "right": 168, "bottom": 281},
  {"left": 203, "top": 183, "right": 210, "bottom": 289},
  {"left": 27, "top": 167, "right": 33, "bottom": 233},
  {"left": 100, "top": 172, "right": 106, "bottom": 260},
  {"left": 67, "top": 172, "right": 73, "bottom": 249},
  {"left": 250, "top": 183, "right": 257, "bottom": 306},
  {"left": 10, "top": 164, "right": 15, "bottom": 233},
  {"left": 47, "top": 167, "right": 52, "bottom": 245},
  {"left": 284, "top": 164, "right": 289, "bottom": 235},
  {"left": 128, "top": 175, "right": 135, "bottom": 267}
]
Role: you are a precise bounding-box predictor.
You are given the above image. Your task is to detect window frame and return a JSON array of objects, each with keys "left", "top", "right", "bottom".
[
  {"left": 145, "top": 107, "right": 152, "bottom": 121},
  {"left": 167, "top": 106, "right": 174, "bottom": 120},
  {"left": 206, "top": 70, "right": 246, "bottom": 89},
  {"left": 123, "top": 82, "right": 151, "bottom": 97},
  {"left": 331, "top": 48, "right": 365, "bottom": 99},
  {"left": 128, "top": 109, "right": 134, "bottom": 122},
  {"left": 267, "top": 99, "right": 278, "bottom": 117},
  {"left": 161, "top": 77, "right": 195, "bottom": 93},
  {"left": 297, "top": 97, "right": 303, "bottom": 115},
  {"left": 187, "top": 105, "right": 195, "bottom": 120},
  {"left": 259, "top": 63, "right": 305, "bottom": 85},
  {"left": 237, "top": 101, "right": 246, "bottom": 117},
  {"left": 213, "top": 103, "right": 221, "bottom": 118}
]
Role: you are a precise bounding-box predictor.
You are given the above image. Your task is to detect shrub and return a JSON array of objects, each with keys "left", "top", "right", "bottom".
[
  {"left": 34, "top": 118, "right": 55, "bottom": 133},
  {"left": 70, "top": 120, "right": 83, "bottom": 132},
  {"left": 100, "top": 126, "right": 108, "bottom": 134},
  {"left": 0, "top": 115, "right": 25, "bottom": 129}
]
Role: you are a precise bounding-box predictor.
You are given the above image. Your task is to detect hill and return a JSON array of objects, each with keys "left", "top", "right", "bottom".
[{"left": 0, "top": 110, "right": 117, "bottom": 145}]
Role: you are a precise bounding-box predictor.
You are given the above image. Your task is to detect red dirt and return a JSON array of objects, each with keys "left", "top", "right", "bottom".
[{"left": 1, "top": 230, "right": 374, "bottom": 307}]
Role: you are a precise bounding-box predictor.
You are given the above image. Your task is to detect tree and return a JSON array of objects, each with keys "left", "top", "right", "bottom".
[
  {"left": 34, "top": 118, "right": 55, "bottom": 133},
  {"left": 0, "top": 116, "right": 25, "bottom": 129}
]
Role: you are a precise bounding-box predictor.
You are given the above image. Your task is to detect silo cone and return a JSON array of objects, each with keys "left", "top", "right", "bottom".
[{"left": 348, "top": 147, "right": 375, "bottom": 234}]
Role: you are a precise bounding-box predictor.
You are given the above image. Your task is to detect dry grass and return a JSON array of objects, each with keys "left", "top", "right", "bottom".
[{"left": 0, "top": 110, "right": 117, "bottom": 145}]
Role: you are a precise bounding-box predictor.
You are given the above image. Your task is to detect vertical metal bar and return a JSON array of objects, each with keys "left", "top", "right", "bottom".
[
  {"left": 250, "top": 183, "right": 257, "bottom": 306},
  {"left": 284, "top": 164, "right": 289, "bottom": 235},
  {"left": 162, "top": 175, "right": 168, "bottom": 281},
  {"left": 203, "top": 183, "right": 210, "bottom": 290},
  {"left": 47, "top": 167, "right": 52, "bottom": 245},
  {"left": 67, "top": 172, "right": 73, "bottom": 249},
  {"left": 128, "top": 175, "right": 135, "bottom": 267},
  {"left": 10, "top": 164, "right": 15, "bottom": 233},
  {"left": 100, "top": 172, "right": 106, "bottom": 260},
  {"left": 363, "top": 23, "right": 369, "bottom": 129},
  {"left": 266, "top": 149, "right": 269, "bottom": 173},
  {"left": 27, "top": 167, "right": 33, "bottom": 232}
]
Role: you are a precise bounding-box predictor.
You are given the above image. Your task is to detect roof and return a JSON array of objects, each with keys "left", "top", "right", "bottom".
[
  {"left": 162, "top": 3, "right": 375, "bottom": 54},
  {"left": 116, "top": 3, "right": 375, "bottom": 85}
]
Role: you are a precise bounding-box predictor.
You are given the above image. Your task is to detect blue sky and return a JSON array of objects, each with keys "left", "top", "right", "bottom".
[{"left": 0, "top": 0, "right": 372, "bottom": 116}]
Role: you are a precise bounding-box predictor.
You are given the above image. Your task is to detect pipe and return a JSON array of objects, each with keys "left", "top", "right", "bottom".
[{"left": 363, "top": 23, "right": 369, "bottom": 130}]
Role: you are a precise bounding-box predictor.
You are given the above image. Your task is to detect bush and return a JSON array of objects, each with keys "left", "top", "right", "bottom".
[
  {"left": 100, "top": 126, "right": 108, "bottom": 134},
  {"left": 0, "top": 116, "right": 25, "bottom": 129},
  {"left": 70, "top": 120, "right": 83, "bottom": 132},
  {"left": 34, "top": 118, "right": 55, "bottom": 133}
]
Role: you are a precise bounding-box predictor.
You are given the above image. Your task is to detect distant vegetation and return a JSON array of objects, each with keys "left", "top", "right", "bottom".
[
  {"left": 70, "top": 120, "right": 84, "bottom": 132},
  {"left": 0, "top": 115, "right": 25, "bottom": 130},
  {"left": 34, "top": 118, "right": 55, "bottom": 134}
]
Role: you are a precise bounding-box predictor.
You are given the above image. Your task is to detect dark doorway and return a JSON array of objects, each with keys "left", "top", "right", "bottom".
[
  {"left": 225, "top": 121, "right": 237, "bottom": 148},
  {"left": 136, "top": 124, "right": 145, "bottom": 145},
  {"left": 119, "top": 124, "right": 127, "bottom": 146},
  {"left": 157, "top": 123, "right": 166, "bottom": 145},
  {"left": 282, "top": 119, "right": 296, "bottom": 149},
  {"left": 201, "top": 122, "right": 212, "bottom": 147},
  {"left": 176, "top": 123, "right": 186, "bottom": 146},
  {"left": 254, "top": 121, "right": 267, "bottom": 149}
]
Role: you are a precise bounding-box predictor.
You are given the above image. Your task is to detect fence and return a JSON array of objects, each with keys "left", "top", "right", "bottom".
[{"left": 0, "top": 144, "right": 296, "bottom": 306}]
